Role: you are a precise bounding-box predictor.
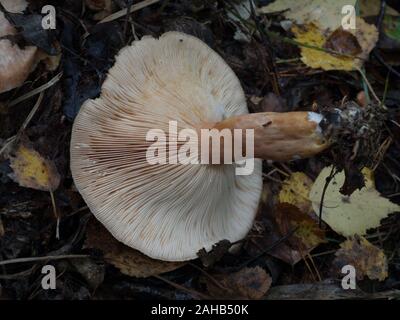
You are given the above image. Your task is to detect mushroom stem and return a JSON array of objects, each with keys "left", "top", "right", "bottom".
[{"left": 202, "top": 111, "right": 329, "bottom": 162}]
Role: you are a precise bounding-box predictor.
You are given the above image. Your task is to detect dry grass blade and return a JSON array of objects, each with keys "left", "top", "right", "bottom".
[
  {"left": 98, "top": 0, "right": 161, "bottom": 24},
  {"left": 8, "top": 72, "right": 63, "bottom": 107}
]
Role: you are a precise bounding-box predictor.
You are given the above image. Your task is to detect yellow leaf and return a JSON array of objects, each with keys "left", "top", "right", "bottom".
[
  {"left": 279, "top": 172, "right": 313, "bottom": 213},
  {"left": 309, "top": 166, "right": 400, "bottom": 237},
  {"left": 9, "top": 144, "right": 60, "bottom": 192},
  {"left": 259, "top": 1, "right": 378, "bottom": 71},
  {"left": 292, "top": 18, "right": 378, "bottom": 71},
  {"left": 258, "top": 0, "right": 356, "bottom": 32},
  {"left": 293, "top": 23, "right": 354, "bottom": 70}
]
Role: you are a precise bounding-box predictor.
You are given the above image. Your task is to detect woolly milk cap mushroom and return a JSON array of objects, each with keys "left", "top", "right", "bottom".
[{"left": 71, "top": 32, "right": 329, "bottom": 261}]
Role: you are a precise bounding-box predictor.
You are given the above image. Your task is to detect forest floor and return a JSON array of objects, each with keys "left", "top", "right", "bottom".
[{"left": 1, "top": 0, "right": 400, "bottom": 300}]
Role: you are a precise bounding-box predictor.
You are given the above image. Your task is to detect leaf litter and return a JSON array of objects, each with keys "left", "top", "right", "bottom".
[{"left": 1, "top": 0, "right": 400, "bottom": 300}]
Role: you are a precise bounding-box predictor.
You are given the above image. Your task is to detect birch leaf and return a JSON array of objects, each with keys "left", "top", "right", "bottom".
[
  {"left": 9, "top": 144, "right": 60, "bottom": 192},
  {"left": 258, "top": 0, "right": 356, "bottom": 32},
  {"left": 292, "top": 19, "right": 378, "bottom": 70},
  {"left": 309, "top": 166, "right": 400, "bottom": 237},
  {"left": 279, "top": 172, "right": 313, "bottom": 213}
]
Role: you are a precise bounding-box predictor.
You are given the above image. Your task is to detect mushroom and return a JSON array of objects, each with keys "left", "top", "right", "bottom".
[
  {"left": 71, "top": 32, "right": 329, "bottom": 261},
  {"left": 0, "top": 0, "right": 38, "bottom": 94}
]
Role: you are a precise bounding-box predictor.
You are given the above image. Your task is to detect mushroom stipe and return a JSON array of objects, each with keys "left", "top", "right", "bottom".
[{"left": 70, "top": 32, "right": 330, "bottom": 261}]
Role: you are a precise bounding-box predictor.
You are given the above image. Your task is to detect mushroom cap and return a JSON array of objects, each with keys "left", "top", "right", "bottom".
[
  {"left": 71, "top": 32, "right": 262, "bottom": 261},
  {"left": 0, "top": 0, "right": 38, "bottom": 94}
]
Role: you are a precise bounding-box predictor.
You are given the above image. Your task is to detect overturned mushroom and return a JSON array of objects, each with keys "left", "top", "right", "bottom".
[
  {"left": 0, "top": 0, "right": 39, "bottom": 94},
  {"left": 71, "top": 32, "right": 329, "bottom": 261}
]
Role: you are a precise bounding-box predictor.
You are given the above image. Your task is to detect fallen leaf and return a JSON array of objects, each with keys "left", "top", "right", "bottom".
[
  {"left": 292, "top": 19, "right": 378, "bottom": 71},
  {"left": 359, "top": 0, "right": 399, "bottom": 18},
  {"left": 333, "top": 235, "right": 388, "bottom": 281},
  {"left": 204, "top": 266, "right": 272, "bottom": 299},
  {"left": 258, "top": 1, "right": 378, "bottom": 70},
  {"left": 245, "top": 184, "right": 304, "bottom": 266},
  {"left": 4, "top": 11, "right": 58, "bottom": 55},
  {"left": 9, "top": 143, "right": 60, "bottom": 192},
  {"left": 359, "top": 1, "right": 400, "bottom": 50},
  {"left": 197, "top": 240, "right": 232, "bottom": 268},
  {"left": 323, "top": 29, "right": 362, "bottom": 56},
  {"left": 279, "top": 172, "right": 313, "bottom": 213},
  {"left": 309, "top": 166, "right": 400, "bottom": 237},
  {"left": 275, "top": 203, "right": 326, "bottom": 252},
  {"left": 258, "top": 0, "right": 356, "bottom": 32},
  {"left": 70, "top": 258, "right": 105, "bottom": 290},
  {"left": 85, "top": 219, "right": 184, "bottom": 278}
]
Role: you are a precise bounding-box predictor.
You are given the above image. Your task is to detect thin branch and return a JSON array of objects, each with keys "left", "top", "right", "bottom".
[{"left": 0, "top": 255, "right": 89, "bottom": 267}]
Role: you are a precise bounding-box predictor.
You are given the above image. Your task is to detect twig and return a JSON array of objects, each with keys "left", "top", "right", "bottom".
[
  {"left": 237, "top": 228, "right": 298, "bottom": 270},
  {"left": 276, "top": 57, "right": 301, "bottom": 64},
  {"left": 376, "top": 0, "right": 386, "bottom": 31},
  {"left": 307, "top": 253, "right": 322, "bottom": 282},
  {"left": 262, "top": 172, "right": 284, "bottom": 184},
  {"left": 20, "top": 91, "right": 45, "bottom": 132},
  {"left": 0, "top": 136, "right": 16, "bottom": 157},
  {"left": 98, "top": 0, "right": 161, "bottom": 24},
  {"left": 318, "top": 166, "right": 336, "bottom": 228},
  {"left": 356, "top": 66, "right": 383, "bottom": 106},
  {"left": 382, "top": 70, "right": 391, "bottom": 106},
  {"left": 50, "top": 191, "right": 60, "bottom": 240},
  {"left": 391, "top": 120, "right": 400, "bottom": 129},
  {"left": 0, "top": 266, "right": 35, "bottom": 280},
  {"left": 67, "top": 206, "right": 89, "bottom": 217},
  {"left": 0, "top": 255, "right": 89, "bottom": 266},
  {"left": 189, "top": 263, "right": 230, "bottom": 292},
  {"left": 311, "top": 249, "right": 338, "bottom": 258}
]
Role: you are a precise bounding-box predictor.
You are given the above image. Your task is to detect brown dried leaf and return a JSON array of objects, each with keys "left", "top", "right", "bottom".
[
  {"left": 323, "top": 29, "right": 362, "bottom": 56},
  {"left": 85, "top": 219, "right": 184, "bottom": 278},
  {"left": 9, "top": 143, "right": 60, "bottom": 191},
  {"left": 333, "top": 235, "right": 388, "bottom": 281},
  {"left": 275, "top": 203, "right": 326, "bottom": 252},
  {"left": 205, "top": 267, "right": 272, "bottom": 300},
  {"left": 197, "top": 240, "right": 231, "bottom": 268},
  {"left": 245, "top": 184, "right": 303, "bottom": 266}
]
